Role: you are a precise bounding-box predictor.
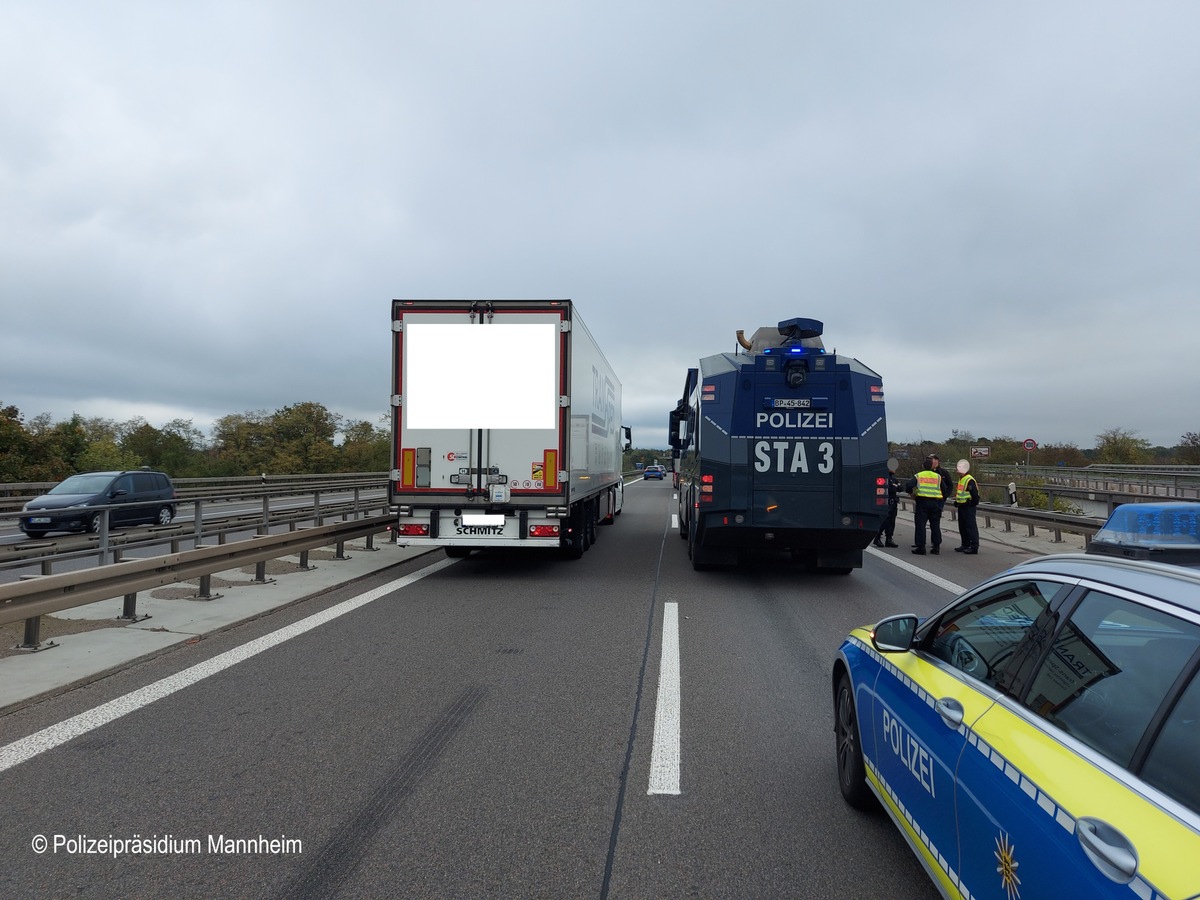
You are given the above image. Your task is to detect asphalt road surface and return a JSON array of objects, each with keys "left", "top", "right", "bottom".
[{"left": 0, "top": 479, "right": 1030, "bottom": 898}]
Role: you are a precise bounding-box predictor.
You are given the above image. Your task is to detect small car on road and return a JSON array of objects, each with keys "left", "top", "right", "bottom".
[
  {"left": 643, "top": 465, "right": 666, "bottom": 480},
  {"left": 833, "top": 554, "right": 1200, "bottom": 899},
  {"left": 19, "top": 470, "right": 178, "bottom": 538}
]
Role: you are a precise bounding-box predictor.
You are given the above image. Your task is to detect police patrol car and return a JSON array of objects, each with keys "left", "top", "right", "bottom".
[{"left": 833, "top": 554, "right": 1200, "bottom": 899}]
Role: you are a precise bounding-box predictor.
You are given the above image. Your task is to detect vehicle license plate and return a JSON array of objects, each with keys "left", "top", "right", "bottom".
[{"left": 31, "top": 517, "right": 51, "bottom": 524}]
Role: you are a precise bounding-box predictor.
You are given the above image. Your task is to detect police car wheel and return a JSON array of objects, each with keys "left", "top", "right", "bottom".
[{"left": 835, "top": 673, "right": 874, "bottom": 810}]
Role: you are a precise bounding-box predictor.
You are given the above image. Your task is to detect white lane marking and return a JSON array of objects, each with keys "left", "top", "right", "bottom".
[
  {"left": 865, "top": 546, "right": 965, "bottom": 594},
  {"left": 648, "top": 601, "right": 681, "bottom": 795},
  {"left": 0, "top": 557, "right": 459, "bottom": 775},
  {"left": 671, "top": 513, "right": 679, "bottom": 530}
]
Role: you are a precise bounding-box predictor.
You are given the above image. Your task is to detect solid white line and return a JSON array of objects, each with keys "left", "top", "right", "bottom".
[
  {"left": 647, "top": 602, "right": 681, "bottom": 795},
  {"left": 865, "top": 546, "right": 965, "bottom": 595},
  {"left": 0, "top": 557, "right": 459, "bottom": 775},
  {"left": 671, "top": 513, "right": 679, "bottom": 530}
]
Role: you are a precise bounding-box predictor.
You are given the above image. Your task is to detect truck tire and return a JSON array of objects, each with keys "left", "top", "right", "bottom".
[
  {"left": 560, "top": 505, "right": 586, "bottom": 559},
  {"left": 586, "top": 501, "right": 597, "bottom": 546}
]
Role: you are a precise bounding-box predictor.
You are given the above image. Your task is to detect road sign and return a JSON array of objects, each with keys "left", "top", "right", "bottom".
[
  {"left": 1023, "top": 438, "right": 1038, "bottom": 451},
  {"left": 970, "top": 446, "right": 990, "bottom": 458}
]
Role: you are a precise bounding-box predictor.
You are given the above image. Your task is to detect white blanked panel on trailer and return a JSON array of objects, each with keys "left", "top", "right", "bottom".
[{"left": 389, "top": 299, "right": 628, "bottom": 559}]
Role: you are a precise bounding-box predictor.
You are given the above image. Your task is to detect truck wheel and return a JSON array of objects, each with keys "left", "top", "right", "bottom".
[
  {"left": 679, "top": 504, "right": 689, "bottom": 539},
  {"left": 586, "top": 501, "right": 598, "bottom": 546},
  {"left": 600, "top": 488, "right": 616, "bottom": 525},
  {"left": 560, "top": 505, "right": 585, "bottom": 559}
]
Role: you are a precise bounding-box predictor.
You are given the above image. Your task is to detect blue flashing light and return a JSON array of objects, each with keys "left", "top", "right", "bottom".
[
  {"left": 762, "top": 346, "right": 825, "bottom": 355},
  {"left": 1093, "top": 503, "right": 1200, "bottom": 547}
]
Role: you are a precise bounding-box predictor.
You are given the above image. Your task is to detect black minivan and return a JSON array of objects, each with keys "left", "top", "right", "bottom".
[{"left": 19, "top": 470, "right": 178, "bottom": 538}]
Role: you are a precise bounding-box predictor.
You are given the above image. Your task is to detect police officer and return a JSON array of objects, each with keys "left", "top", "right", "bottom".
[
  {"left": 954, "top": 459, "right": 981, "bottom": 554},
  {"left": 906, "top": 456, "right": 946, "bottom": 555},
  {"left": 874, "top": 462, "right": 901, "bottom": 548},
  {"left": 930, "top": 454, "right": 954, "bottom": 514}
]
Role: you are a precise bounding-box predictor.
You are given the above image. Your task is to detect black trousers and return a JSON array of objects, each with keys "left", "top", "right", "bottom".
[
  {"left": 957, "top": 504, "right": 979, "bottom": 550},
  {"left": 879, "top": 503, "right": 898, "bottom": 539},
  {"left": 914, "top": 499, "right": 941, "bottom": 549}
]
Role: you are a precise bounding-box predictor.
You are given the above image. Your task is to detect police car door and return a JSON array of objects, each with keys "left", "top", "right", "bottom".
[
  {"left": 873, "top": 576, "right": 1063, "bottom": 894},
  {"left": 954, "top": 586, "right": 1200, "bottom": 900}
]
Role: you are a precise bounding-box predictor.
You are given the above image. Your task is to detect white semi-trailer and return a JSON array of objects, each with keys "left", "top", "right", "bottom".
[{"left": 389, "top": 299, "right": 630, "bottom": 559}]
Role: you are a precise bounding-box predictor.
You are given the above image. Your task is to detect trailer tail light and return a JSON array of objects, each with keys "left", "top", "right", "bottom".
[
  {"left": 700, "top": 473, "right": 714, "bottom": 503},
  {"left": 870, "top": 384, "right": 885, "bottom": 402},
  {"left": 875, "top": 476, "right": 888, "bottom": 505},
  {"left": 529, "top": 525, "right": 560, "bottom": 537},
  {"left": 396, "top": 524, "right": 429, "bottom": 536}
]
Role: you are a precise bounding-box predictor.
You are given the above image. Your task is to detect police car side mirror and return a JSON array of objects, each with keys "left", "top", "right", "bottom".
[{"left": 871, "top": 615, "right": 918, "bottom": 653}]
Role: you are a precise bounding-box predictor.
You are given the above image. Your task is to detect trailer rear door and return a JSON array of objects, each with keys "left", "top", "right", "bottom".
[{"left": 393, "top": 303, "right": 566, "bottom": 502}]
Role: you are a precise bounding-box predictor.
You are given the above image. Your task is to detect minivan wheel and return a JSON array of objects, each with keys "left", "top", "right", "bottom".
[
  {"left": 156, "top": 505, "right": 174, "bottom": 526},
  {"left": 86, "top": 513, "right": 102, "bottom": 534}
]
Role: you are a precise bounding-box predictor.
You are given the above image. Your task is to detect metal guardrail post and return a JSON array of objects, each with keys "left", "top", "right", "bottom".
[
  {"left": 193, "top": 500, "right": 203, "bottom": 546},
  {"left": 19, "top": 615, "right": 56, "bottom": 652},
  {"left": 193, "top": 573, "right": 222, "bottom": 601},
  {"left": 255, "top": 495, "right": 274, "bottom": 584},
  {"left": 98, "top": 509, "right": 111, "bottom": 565},
  {"left": 118, "top": 592, "right": 149, "bottom": 622}
]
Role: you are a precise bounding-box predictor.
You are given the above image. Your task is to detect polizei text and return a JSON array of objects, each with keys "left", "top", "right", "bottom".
[{"left": 754, "top": 411, "right": 833, "bottom": 430}]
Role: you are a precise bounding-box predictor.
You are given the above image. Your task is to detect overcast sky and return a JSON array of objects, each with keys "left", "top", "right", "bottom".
[{"left": 3, "top": 2, "right": 1198, "bottom": 454}]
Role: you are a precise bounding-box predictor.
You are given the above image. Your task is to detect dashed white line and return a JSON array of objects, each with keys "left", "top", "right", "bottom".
[
  {"left": 648, "top": 602, "right": 681, "bottom": 795},
  {"left": 0, "top": 557, "right": 459, "bottom": 775}
]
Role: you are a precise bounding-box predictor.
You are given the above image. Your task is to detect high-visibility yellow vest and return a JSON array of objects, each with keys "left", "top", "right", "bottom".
[
  {"left": 915, "top": 470, "right": 942, "bottom": 499},
  {"left": 956, "top": 474, "right": 977, "bottom": 504}
]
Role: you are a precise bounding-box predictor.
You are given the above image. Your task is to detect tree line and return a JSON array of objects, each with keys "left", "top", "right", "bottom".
[
  {"left": 4, "top": 398, "right": 1198, "bottom": 485},
  {"left": 0, "top": 401, "right": 390, "bottom": 483},
  {"left": 891, "top": 427, "right": 1200, "bottom": 470}
]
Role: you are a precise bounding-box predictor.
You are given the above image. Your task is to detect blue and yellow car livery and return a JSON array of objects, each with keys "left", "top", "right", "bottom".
[{"left": 833, "top": 554, "right": 1200, "bottom": 900}]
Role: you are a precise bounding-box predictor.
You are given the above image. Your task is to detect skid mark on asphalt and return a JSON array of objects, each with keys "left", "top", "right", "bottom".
[{"left": 285, "top": 684, "right": 487, "bottom": 899}]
